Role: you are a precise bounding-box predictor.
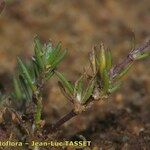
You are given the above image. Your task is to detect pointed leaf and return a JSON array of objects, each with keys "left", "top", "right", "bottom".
[
  {"left": 32, "top": 57, "right": 39, "bottom": 79},
  {"left": 34, "top": 37, "right": 44, "bottom": 70},
  {"left": 58, "top": 81, "right": 74, "bottom": 103},
  {"left": 115, "top": 63, "right": 133, "bottom": 80},
  {"left": 108, "top": 82, "right": 122, "bottom": 93},
  {"left": 17, "top": 58, "right": 36, "bottom": 91},
  {"left": 102, "top": 69, "right": 110, "bottom": 93},
  {"left": 99, "top": 43, "right": 106, "bottom": 74},
  {"left": 44, "top": 43, "right": 53, "bottom": 59},
  {"left": 89, "top": 49, "right": 97, "bottom": 74},
  {"left": 74, "top": 76, "right": 84, "bottom": 102},
  {"left": 106, "top": 48, "right": 112, "bottom": 71},
  {"left": 45, "top": 71, "right": 54, "bottom": 81},
  {"left": 51, "top": 49, "right": 67, "bottom": 69},
  {"left": 82, "top": 79, "right": 95, "bottom": 104},
  {"left": 55, "top": 71, "right": 74, "bottom": 95},
  {"left": 48, "top": 42, "right": 61, "bottom": 64},
  {"left": 19, "top": 75, "right": 32, "bottom": 101},
  {"left": 135, "top": 52, "right": 150, "bottom": 60},
  {"left": 76, "top": 78, "right": 83, "bottom": 96},
  {"left": 13, "top": 77, "right": 22, "bottom": 100}
]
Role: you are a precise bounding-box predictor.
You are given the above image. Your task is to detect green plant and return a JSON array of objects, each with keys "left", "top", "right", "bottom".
[
  {"left": 6, "top": 37, "right": 149, "bottom": 135},
  {"left": 12, "top": 37, "right": 67, "bottom": 130},
  {"left": 0, "top": 1, "right": 149, "bottom": 149},
  {"left": 0, "top": 34, "right": 149, "bottom": 149},
  {"left": 0, "top": 1, "right": 150, "bottom": 141}
]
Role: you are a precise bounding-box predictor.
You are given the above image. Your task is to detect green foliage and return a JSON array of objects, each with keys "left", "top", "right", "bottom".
[
  {"left": 34, "top": 37, "right": 44, "bottom": 70},
  {"left": 98, "top": 43, "right": 106, "bottom": 74},
  {"left": 12, "top": 37, "right": 67, "bottom": 102},
  {"left": 90, "top": 43, "right": 113, "bottom": 94},
  {"left": 102, "top": 69, "right": 110, "bottom": 93},
  {"left": 11, "top": 37, "right": 68, "bottom": 128},
  {"left": 56, "top": 72, "right": 95, "bottom": 104},
  {"left": 33, "top": 37, "right": 67, "bottom": 80},
  {"left": 55, "top": 71, "right": 74, "bottom": 95},
  {"left": 13, "top": 76, "right": 22, "bottom": 101},
  {"left": 11, "top": 38, "right": 149, "bottom": 108},
  {"left": 115, "top": 63, "right": 133, "bottom": 80},
  {"left": 106, "top": 49, "right": 112, "bottom": 70},
  {"left": 17, "top": 57, "right": 36, "bottom": 92},
  {"left": 134, "top": 52, "right": 150, "bottom": 60},
  {"left": 7, "top": 36, "right": 149, "bottom": 131},
  {"left": 108, "top": 82, "right": 122, "bottom": 94},
  {"left": 81, "top": 78, "right": 95, "bottom": 104},
  {"left": 19, "top": 75, "right": 32, "bottom": 101},
  {"left": 73, "top": 76, "right": 95, "bottom": 104}
]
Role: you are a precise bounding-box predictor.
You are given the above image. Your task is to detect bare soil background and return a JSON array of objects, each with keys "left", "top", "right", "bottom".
[{"left": 0, "top": 0, "right": 150, "bottom": 149}]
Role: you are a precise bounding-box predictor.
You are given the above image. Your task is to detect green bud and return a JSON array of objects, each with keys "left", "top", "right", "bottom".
[
  {"left": 90, "top": 49, "right": 97, "bottom": 74},
  {"left": 99, "top": 43, "right": 106, "bottom": 74}
]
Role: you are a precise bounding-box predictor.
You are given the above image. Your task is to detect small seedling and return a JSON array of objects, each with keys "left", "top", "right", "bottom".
[
  {"left": 4, "top": 37, "right": 150, "bottom": 125},
  {"left": 0, "top": 34, "right": 149, "bottom": 148},
  {"left": 0, "top": 1, "right": 149, "bottom": 149}
]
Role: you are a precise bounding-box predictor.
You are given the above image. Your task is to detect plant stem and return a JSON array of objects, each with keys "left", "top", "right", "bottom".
[
  {"left": 111, "top": 40, "right": 150, "bottom": 78},
  {"left": 34, "top": 74, "right": 45, "bottom": 130},
  {"left": 50, "top": 110, "right": 77, "bottom": 132},
  {"left": 48, "top": 40, "right": 150, "bottom": 133},
  {"left": 34, "top": 93, "right": 42, "bottom": 129},
  {"left": 48, "top": 101, "right": 95, "bottom": 133}
]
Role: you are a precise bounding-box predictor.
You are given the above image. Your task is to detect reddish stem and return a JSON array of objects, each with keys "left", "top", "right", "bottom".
[
  {"left": 46, "top": 110, "right": 77, "bottom": 133},
  {"left": 111, "top": 40, "right": 150, "bottom": 78},
  {"left": 48, "top": 40, "right": 150, "bottom": 134}
]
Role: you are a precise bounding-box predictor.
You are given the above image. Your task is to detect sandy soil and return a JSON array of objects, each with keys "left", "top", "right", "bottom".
[{"left": 0, "top": 0, "right": 150, "bottom": 149}]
